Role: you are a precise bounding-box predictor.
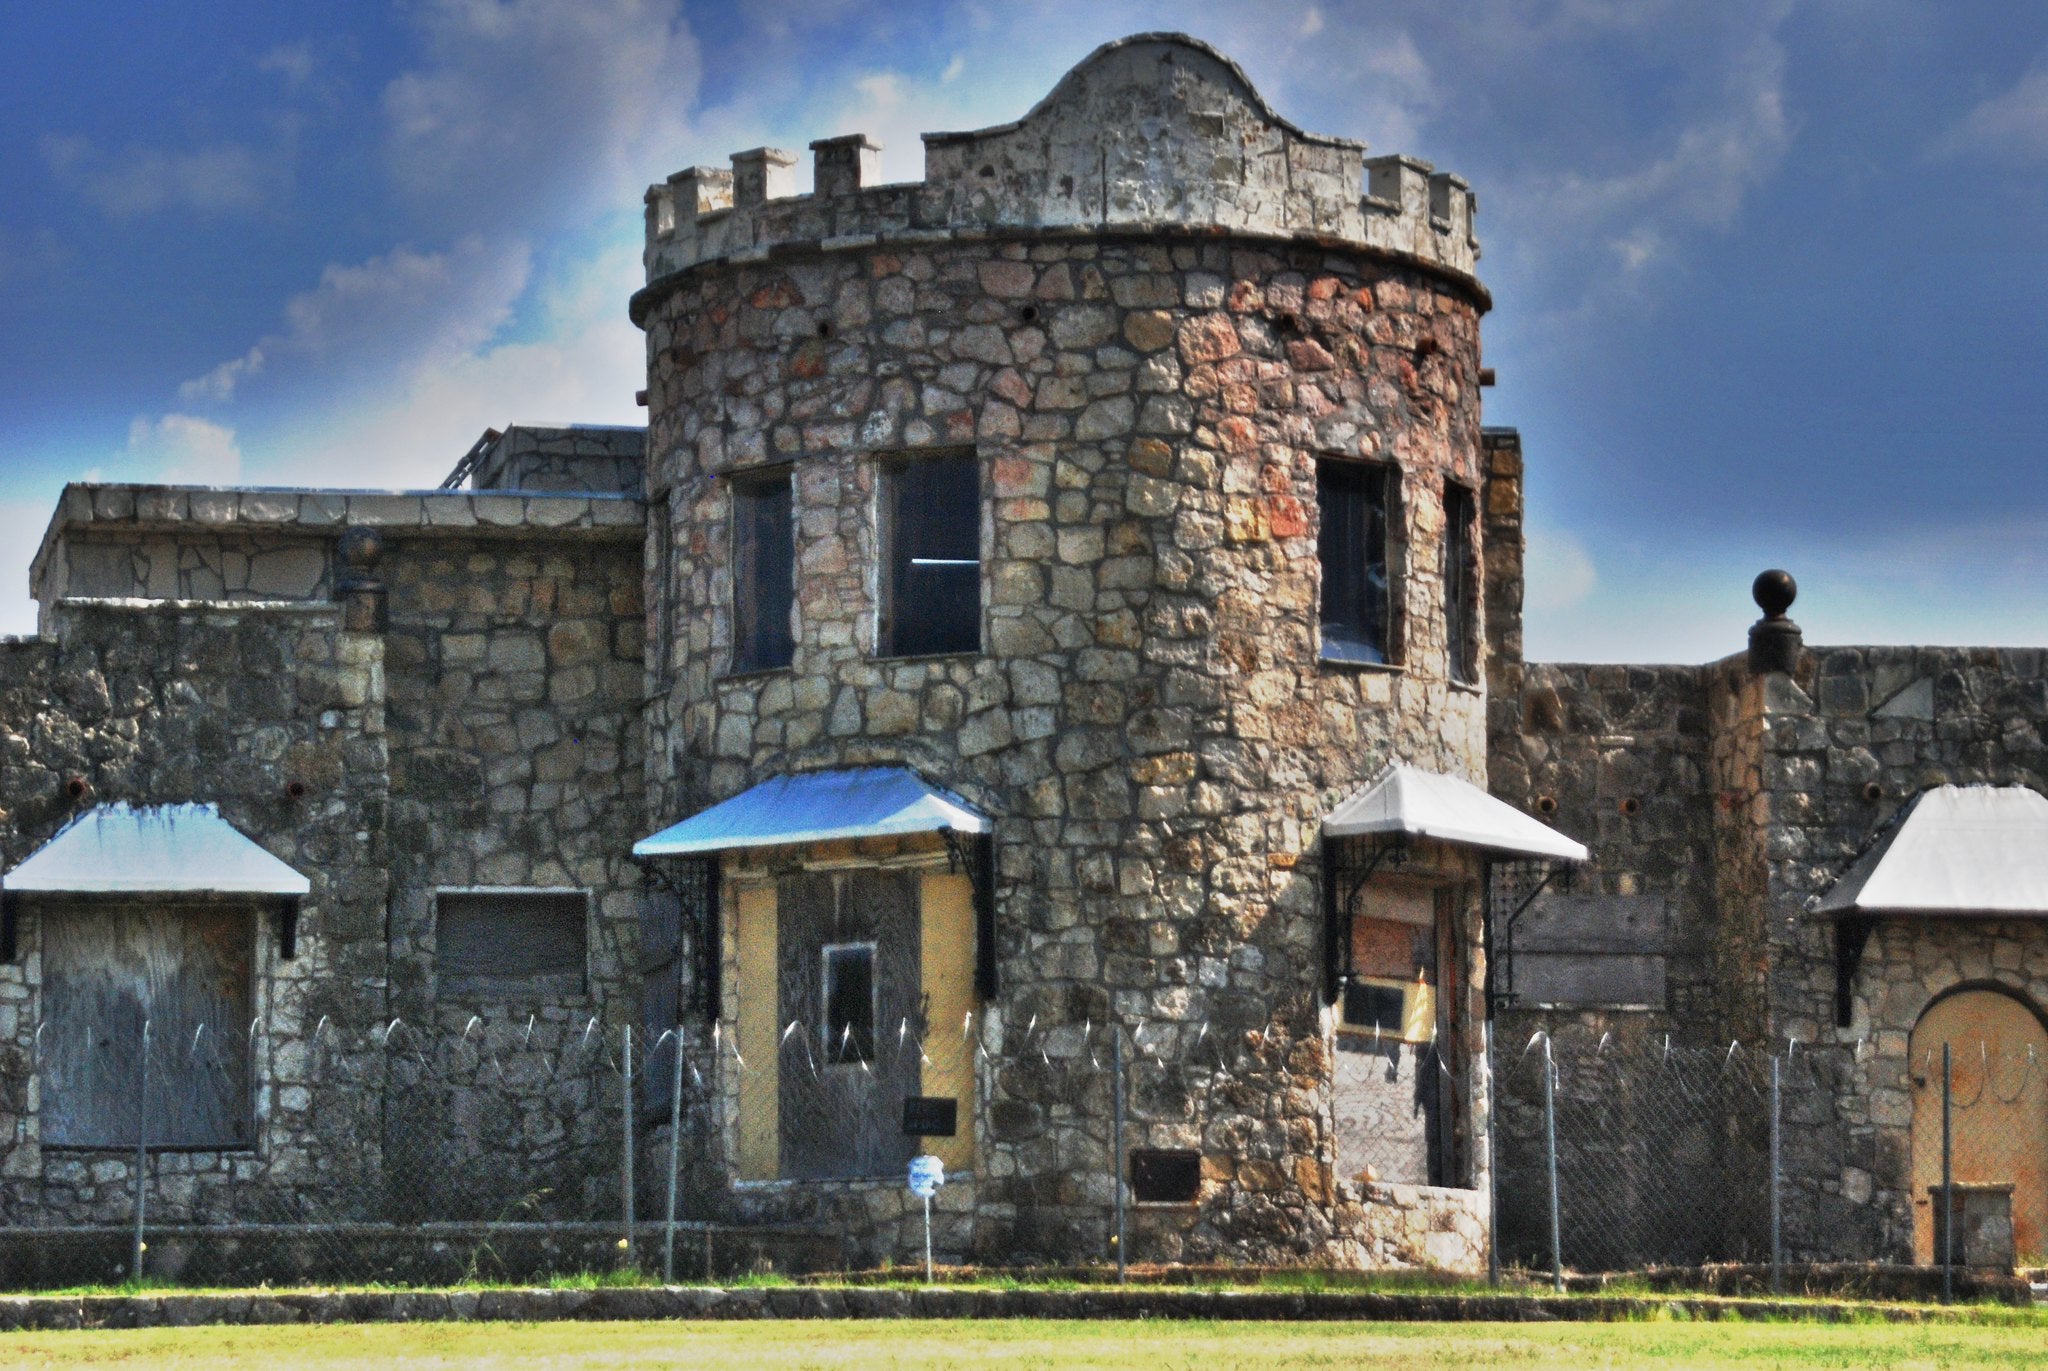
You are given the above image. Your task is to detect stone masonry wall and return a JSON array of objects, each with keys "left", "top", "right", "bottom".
[
  {"left": 641, "top": 224, "right": 1492, "bottom": 1267},
  {"left": 0, "top": 601, "right": 389, "bottom": 1224}
]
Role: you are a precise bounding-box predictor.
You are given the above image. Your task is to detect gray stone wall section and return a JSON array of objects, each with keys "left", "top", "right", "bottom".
[
  {"left": 469, "top": 426, "right": 647, "bottom": 496},
  {"left": 0, "top": 601, "right": 390, "bottom": 1223},
  {"left": 641, "top": 223, "right": 1492, "bottom": 1266}
]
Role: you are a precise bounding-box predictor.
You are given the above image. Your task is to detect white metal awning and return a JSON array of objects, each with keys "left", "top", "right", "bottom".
[
  {"left": 1814, "top": 785, "right": 2048, "bottom": 917},
  {"left": 1324, "top": 763, "right": 1589, "bottom": 863},
  {"left": 633, "top": 767, "right": 991, "bottom": 858},
  {"left": 1, "top": 802, "right": 311, "bottom": 897}
]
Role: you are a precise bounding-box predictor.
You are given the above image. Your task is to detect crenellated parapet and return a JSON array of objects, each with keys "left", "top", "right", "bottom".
[{"left": 636, "top": 33, "right": 1480, "bottom": 317}]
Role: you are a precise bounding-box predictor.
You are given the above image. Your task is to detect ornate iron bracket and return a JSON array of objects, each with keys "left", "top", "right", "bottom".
[
  {"left": 1320, "top": 835, "right": 1409, "bottom": 1005},
  {"left": 943, "top": 830, "right": 999, "bottom": 1001},
  {"left": 1834, "top": 915, "right": 1875, "bottom": 1029}
]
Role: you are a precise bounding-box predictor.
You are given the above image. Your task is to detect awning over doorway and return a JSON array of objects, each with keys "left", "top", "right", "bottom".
[
  {"left": 1323, "top": 763, "right": 1588, "bottom": 863},
  {"left": 632, "top": 767, "right": 991, "bottom": 858},
  {"left": 1814, "top": 784, "right": 2048, "bottom": 917},
  {"left": 1, "top": 802, "right": 311, "bottom": 896}
]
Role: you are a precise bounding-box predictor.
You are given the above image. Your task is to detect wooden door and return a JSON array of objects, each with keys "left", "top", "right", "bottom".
[{"left": 1911, "top": 988, "right": 2048, "bottom": 1263}]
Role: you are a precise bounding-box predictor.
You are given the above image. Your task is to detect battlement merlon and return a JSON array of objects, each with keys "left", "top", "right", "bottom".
[{"left": 634, "top": 33, "right": 1481, "bottom": 317}]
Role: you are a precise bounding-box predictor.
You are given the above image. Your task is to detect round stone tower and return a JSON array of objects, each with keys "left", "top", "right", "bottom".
[{"left": 633, "top": 33, "right": 1513, "bottom": 1268}]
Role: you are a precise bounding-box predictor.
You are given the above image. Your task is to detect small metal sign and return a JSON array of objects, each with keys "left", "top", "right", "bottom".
[
  {"left": 901, "top": 1095, "right": 958, "bottom": 1137},
  {"left": 907, "top": 1155, "right": 945, "bottom": 1199}
]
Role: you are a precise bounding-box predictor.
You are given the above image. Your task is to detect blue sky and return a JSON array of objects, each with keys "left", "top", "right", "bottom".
[{"left": 3, "top": 1, "right": 2046, "bottom": 662}]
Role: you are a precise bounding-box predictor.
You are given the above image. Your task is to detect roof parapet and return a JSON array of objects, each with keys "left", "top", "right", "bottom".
[{"left": 637, "top": 33, "right": 1481, "bottom": 301}]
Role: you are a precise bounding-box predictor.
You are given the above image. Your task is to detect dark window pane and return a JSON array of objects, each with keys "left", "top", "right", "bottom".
[
  {"left": 1342, "top": 979, "right": 1409, "bottom": 1033},
  {"left": 1317, "top": 460, "right": 1390, "bottom": 663},
  {"left": 1444, "top": 484, "right": 1477, "bottom": 683},
  {"left": 822, "top": 942, "right": 876, "bottom": 1064},
  {"left": 437, "top": 890, "right": 588, "bottom": 996},
  {"left": 733, "top": 473, "right": 795, "bottom": 672},
  {"left": 885, "top": 454, "right": 979, "bottom": 656},
  {"left": 1130, "top": 1148, "right": 1202, "bottom": 1203}
]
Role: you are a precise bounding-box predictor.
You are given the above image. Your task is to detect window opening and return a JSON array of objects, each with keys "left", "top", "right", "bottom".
[
  {"left": 1317, "top": 459, "right": 1391, "bottom": 664},
  {"left": 1443, "top": 483, "right": 1477, "bottom": 683},
  {"left": 436, "top": 889, "right": 589, "bottom": 997},
  {"left": 1130, "top": 1148, "right": 1202, "bottom": 1204},
  {"left": 882, "top": 452, "right": 980, "bottom": 656},
  {"left": 732, "top": 471, "right": 795, "bottom": 672},
  {"left": 822, "top": 941, "right": 877, "bottom": 1065}
]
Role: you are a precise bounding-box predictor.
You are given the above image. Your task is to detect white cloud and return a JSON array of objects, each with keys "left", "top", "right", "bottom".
[
  {"left": 125, "top": 414, "right": 244, "bottom": 486},
  {"left": 240, "top": 236, "right": 645, "bottom": 491},
  {"left": 180, "top": 235, "right": 533, "bottom": 404},
  {"left": 1301, "top": 8, "right": 1324, "bottom": 37},
  {"left": 380, "top": 0, "right": 704, "bottom": 227},
  {"left": 41, "top": 133, "right": 275, "bottom": 218},
  {"left": 257, "top": 42, "right": 317, "bottom": 90},
  {"left": 1525, "top": 525, "right": 1598, "bottom": 613},
  {"left": 1935, "top": 62, "right": 2048, "bottom": 162}
]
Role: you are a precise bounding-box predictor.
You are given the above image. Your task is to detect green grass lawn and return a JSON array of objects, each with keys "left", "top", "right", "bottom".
[{"left": 7, "top": 1318, "right": 2048, "bottom": 1370}]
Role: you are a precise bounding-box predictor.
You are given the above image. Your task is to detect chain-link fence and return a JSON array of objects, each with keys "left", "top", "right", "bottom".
[{"left": 1492, "top": 1029, "right": 2046, "bottom": 1294}]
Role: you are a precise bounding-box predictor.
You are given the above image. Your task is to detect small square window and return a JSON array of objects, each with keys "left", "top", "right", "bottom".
[
  {"left": 1130, "top": 1148, "right": 1202, "bottom": 1204},
  {"left": 732, "top": 471, "right": 795, "bottom": 672},
  {"left": 1317, "top": 460, "right": 1392, "bottom": 664},
  {"left": 1342, "top": 980, "right": 1409, "bottom": 1034},
  {"left": 436, "top": 889, "right": 588, "bottom": 997},
  {"left": 1443, "top": 483, "right": 1477, "bottom": 684},
  {"left": 821, "top": 941, "right": 876, "bottom": 1065},
  {"left": 881, "top": 453, "right": 980, "bottom": 657}
]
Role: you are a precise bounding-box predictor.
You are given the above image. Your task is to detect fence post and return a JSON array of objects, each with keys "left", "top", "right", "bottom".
[
  {"left": 1484, "top": 1020, "right": 1499, "bottom": 1287},
  {"left": 1111, "top": 1028, "right": 1126, "bottom": 1285},
  {"left": 1941, "top": 1041, "right": 1953, "bottom": 1304},
  {"left": 131, "top": 1017, "right": 150, "bottom": 1284},
  {"left": 1543, "top": 1033, "right": 1562, "bottom": 1293},
  {"left": 621, "top": 1024, "right": 635, "bottom": 1268},
  {"left": 664, "top": 1026, "right": 685, "bottom": 1283},
  {"left": 1769, "top": 1052, "right": 1782, "bottom": 1295}
]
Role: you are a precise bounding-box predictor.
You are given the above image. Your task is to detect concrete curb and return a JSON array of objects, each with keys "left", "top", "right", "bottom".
[{"left": 0, "top": 1285, "right": 1992, "bottom": 1331}]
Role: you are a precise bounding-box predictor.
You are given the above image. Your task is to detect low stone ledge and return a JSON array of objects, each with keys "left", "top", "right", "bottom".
[{"left": 0, "top": 1285, "right": 1989, "bottom": 1331}]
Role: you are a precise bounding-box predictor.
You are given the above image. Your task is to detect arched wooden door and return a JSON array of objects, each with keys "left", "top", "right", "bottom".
[{"left": 1910, "top": 988, "right": 2048, "bottom": 1264}]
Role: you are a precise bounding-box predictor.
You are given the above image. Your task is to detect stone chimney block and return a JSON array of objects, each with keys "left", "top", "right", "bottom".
[
  {"left": 810, "top": 134, "right": 882, "bottom": 199},
  {"left": 730, "top": 148, "right": 798, "bottom": 208}
]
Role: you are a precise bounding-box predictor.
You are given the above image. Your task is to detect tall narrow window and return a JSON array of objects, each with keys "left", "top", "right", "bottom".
[
  {"left": 821, "top": 941, "right": 876, "bottom": 1065},
  {"left": 1317, "top": 459, "right": 1392, "bottom": 664},
  {"left": 882, "top": 452, "right": 979, "bottom": 657},
  {"left": 1443, "top": 483, "right": 1477, "bottom": 684},
  {"left": 732, "top": 471, "right": 794, "bottom": 672}
]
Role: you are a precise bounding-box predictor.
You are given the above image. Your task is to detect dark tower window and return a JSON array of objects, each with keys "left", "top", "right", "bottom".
[
  {"left": 821, "top": 941, "right": 876, "bottom": 1065},
  {"left": 1317, "top": 459, "right": 1392, "bottom": 664},
  {"left": 1443, "top": 483, "right": 1477, "bottom": 684},
  {"left": 732, "top": 471, "right": 795, "bottom": 672},
  {"left": 881, "top": 452, "right": 980, "bottom": 657}
]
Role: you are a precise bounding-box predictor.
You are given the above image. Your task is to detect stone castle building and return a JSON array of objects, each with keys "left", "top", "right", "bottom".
[{"left": 1, "top": 34, "right": 2043, "bottom": 1274}]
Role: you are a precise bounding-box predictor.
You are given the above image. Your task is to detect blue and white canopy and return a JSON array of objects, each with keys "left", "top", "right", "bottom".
[
  {"left": 2, "top": 802, "right": 311, "bottom": 897},
  {"left": 633, "top": 767, "right": 991, "bottom": 858},
  {"left": 1324, "top": 763, "right": 1588, "bottom": 863}
]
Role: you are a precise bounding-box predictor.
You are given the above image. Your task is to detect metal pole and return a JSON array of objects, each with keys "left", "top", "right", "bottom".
[
  {"left": 621, "top": 1024, "right": 635, "bottom": 1268},
  {"left": 131, "top": 1018, "right": 150, "bottom": 1284},
  {"left": 1941, "top": 1041, "right": 1953, "bottom": 1304},
  {"left": 1543, "top": 1034, "right": 1562, "bottom": 1294},
  {"left": 1484, "top": 1021, "right": 1499, "bottom": 1287},
  {"left": 924, "top": 1193, "right": 934, "bottom": 1285},
  {"left": 664, "top": 1027, "right": 685, "bottom": 1283},
  {"left": 1770, "top": 1053, "right": 1783, "bottom": 1295},
  {"left": 1112, "top": 1028, "right": 1126, "bottom": 1284}
]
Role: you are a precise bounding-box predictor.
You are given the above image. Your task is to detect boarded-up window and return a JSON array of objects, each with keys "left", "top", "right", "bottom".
[
  {"left": 732, "top": 471, "right": 795, "bottom": 672},
  {"left": 1443, "top": 483, "right": 1477, "bottom": 684},
  {"left": 1501, "top": 892, "right": 1669, "bottom": 1010},
  {"left": 436, "top": 889, "right": 588, "bottom": 997},
  {"left": 41, "top": 904, "right": 253, "bottom": 1149},
  {"left": 1318, "top": 459, "right": 1393, "bottom": 664},
  {"left": 881, "top": 452, "right": 980, "bottom": 657}
]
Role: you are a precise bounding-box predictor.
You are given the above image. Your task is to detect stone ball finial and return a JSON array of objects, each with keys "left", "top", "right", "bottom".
[
  {"left": 1747, "top": 568, "right": 1802, "bottom": 674},
  {"left": 1752, "top": 568, "right": 1796, "bottom": 619}
]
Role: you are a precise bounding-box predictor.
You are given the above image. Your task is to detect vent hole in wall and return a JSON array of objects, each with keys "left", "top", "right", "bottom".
[
  {"left": 1019, "top": 305, "right": 1039, "bottom": 323},
  {"left": 1619, "top": 797, "right": 1640, "bottom": 817},
  {"left": 1535, "top": 795, "right": 1557, "bottom": 815},
  {"left": 816, "top": 321, "right": 833, "bottom": 339}
]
